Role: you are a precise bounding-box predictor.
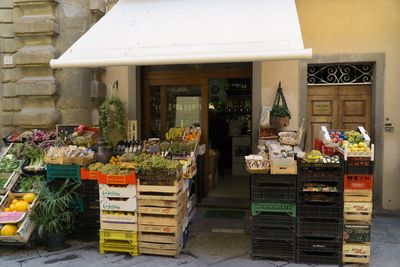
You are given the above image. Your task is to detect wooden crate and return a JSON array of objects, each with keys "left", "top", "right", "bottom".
[
  {"left": 270, "top": 161, "right": 297, "bottom": 175},
  {"left": 344, "top": 202, "right": 372, "bottom": 224},
  {"left": 342, "top": 242, "right": 371, "bottom": 265},
  {"left": 139, "top": 241, "right": 182, "bottom": 257},
  {"left": 344, "top": 190, "right": 372, "bottom": 202},
  {"left": 137, "top": 179, "right": 183, "bottom": 201}
]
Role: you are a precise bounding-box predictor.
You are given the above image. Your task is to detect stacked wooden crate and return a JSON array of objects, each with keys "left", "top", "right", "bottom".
[
  {"left": 98, "top": 172, "right": 138, "bottom": 256},
  {"left": 137, "top": 171, "right": 187, "bottom": 257},
  {"left": 343, "top": 157, "right": 373, "bottom": 265}
]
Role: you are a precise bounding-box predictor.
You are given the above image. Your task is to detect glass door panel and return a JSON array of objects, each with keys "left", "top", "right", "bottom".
[{"left": 166, "top": 85, "right": 201, "bottom": 129}]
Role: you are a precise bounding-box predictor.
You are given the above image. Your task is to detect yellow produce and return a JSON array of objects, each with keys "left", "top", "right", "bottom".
[
  {"left": 9, "top": 204, "right": 16, "bottom": 211},
  {"left": 0, "top": 224, "right": 18, "bottom": 236},
  {"left": 4, "top": 208, "right": 11, "bottom": 212},
  {"left": 12, "top": 199, "right": 18, "bottom": 205},
  {"left": 15, "top": 201, "right": 29, "bottom": 212},
  {"left": 23, "top": 193, "right": 36, "bottom": 204}
]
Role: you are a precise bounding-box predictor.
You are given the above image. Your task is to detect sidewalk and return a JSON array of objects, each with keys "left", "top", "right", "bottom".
[{"left": 0, "top": 213, "right": 399, "bottom": 267}]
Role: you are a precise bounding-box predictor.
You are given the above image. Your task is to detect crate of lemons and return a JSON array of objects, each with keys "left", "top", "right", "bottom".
[{"left": 0, "top": 193, "right": 37, "bottom": 236}]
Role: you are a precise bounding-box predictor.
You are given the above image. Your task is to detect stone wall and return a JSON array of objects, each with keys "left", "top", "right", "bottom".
[{"left": 0, "top": 0, "right": 105, "bottom": 136}]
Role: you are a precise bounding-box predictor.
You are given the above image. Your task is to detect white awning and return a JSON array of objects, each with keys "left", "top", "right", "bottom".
[{"left": 50, "top": 0, "right": 312, "bottom": 68}]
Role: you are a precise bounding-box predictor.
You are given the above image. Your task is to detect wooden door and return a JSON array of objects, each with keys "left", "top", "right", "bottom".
[
  {"left": 337, "top": 85, "right": 372, "bottom": 133},
  {"left": 307, "top": 86, "right": 338, "bottom": 150},
  {"left": 307, "top": 85, "right": 372, "bottom": 150}
]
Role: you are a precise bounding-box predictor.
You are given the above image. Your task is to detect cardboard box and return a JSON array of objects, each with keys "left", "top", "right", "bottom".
[
  {"left": 100, "top": 197, "right": 137, "bottom": 212},
  {"left": 99, "top": 184, "right": 136, "bottom": 198}
]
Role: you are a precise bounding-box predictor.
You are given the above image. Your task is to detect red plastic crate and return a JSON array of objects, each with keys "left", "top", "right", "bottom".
[
  {"left": 98, "top": 171, "right": 137, "bottom": 185},
  {"left": 344, "top": 175, "right": 373, "bottom": 190},
  {"left": 80, "top": 168, "right": 101, "bottom": 181},
  {"left": 314, "top": 138, "right": 335, "bottom": 156}
]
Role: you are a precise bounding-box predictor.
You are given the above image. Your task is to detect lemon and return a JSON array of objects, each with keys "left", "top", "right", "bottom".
[
  {"left": 4, "top": 208, "right": 11, "bottom": 212},
  {"left": 15, "top": 201, "right": 29, "bottom": 212},
  {"left": 9, "top": 204, "right": 16, "bottom": 211},
  {"left": 1, "top": 224, "right": 18, "bottom": 236},
  {"left": 12, "top": 199, "right": 18, "bottom": 205},
  {"left": 23, "top": 193, "right": 36, "bottom": 204}
]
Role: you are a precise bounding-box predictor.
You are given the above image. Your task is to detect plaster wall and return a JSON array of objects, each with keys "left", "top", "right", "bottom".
[{"left": 260, "top": 0, "right": 400, "bottom": 210}]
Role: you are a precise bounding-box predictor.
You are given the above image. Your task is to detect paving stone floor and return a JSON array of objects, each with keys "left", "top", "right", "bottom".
[{"left": 0, "top": 213, "right": 399, "bottom": 267}]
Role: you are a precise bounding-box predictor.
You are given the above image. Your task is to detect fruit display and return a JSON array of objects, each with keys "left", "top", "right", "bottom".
[
  {"left": 136, "top": 155, "right": 181, "bottom": 173},
  {"left": 183, "top": 127, "right": 201, "bottom": 142},
  {"left": 303, "top": 150, "right": 340, "bottom": 163},
  {"left": 109, "top": 155, "right": 121, "bottom": 164},
  {"left": 2, "top": 193, "right": 36, "bottom": 212},
  {"left": 340, "top": 141, "right": 371, "bottom": 153},
  {"left": 0, "top": 224, "right": 18, "bottom": 236}
]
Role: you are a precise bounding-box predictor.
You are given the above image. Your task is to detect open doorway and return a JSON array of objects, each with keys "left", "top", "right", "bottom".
[{"left": 203, "top": 78, "right": 252, "bottom": 208}]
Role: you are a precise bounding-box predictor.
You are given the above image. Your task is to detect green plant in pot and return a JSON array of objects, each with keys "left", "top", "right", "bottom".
[
  {"left": 29, "top": 180, "right": 80, "bottom": 251},
  {"left": 99, "top": 95, "right": 126, "bottom": 149}
]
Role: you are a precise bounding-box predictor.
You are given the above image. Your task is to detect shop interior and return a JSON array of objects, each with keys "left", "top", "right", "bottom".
[{"left": 141, "top": 63, "right": 253, "bottom": 208}]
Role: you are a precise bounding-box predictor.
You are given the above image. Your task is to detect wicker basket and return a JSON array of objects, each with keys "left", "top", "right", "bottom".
[{"left": 270, "top": 116, "right": 290, "bottom": 128}]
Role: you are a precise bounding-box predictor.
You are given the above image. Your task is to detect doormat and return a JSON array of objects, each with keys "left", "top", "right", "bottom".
[{"left": 203, "top": 210, "right": 245, "bottom": 220}]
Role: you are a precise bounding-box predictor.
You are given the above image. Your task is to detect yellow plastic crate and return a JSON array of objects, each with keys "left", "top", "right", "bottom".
[
  {"left": 99, "top": 229, "right": 138, "bottom": 244},
  {"left": 99, "top": 240, "right": 138, "bottom": 256}
]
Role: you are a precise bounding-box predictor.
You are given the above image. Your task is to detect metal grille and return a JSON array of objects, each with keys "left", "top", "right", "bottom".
[{"left": 307, "top": 63, "right": 373, "bottom": 85}]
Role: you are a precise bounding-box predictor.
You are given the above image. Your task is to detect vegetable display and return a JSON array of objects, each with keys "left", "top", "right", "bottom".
[
  {"left": 87, "top": 162, "right": 129, "bottom": 175},
  {"left": 15, "top": 175, "right": 45, "bottom": 193},
  {"left": 0, "top": 155, "right": 21, "bottom": 173},
  {"left": 24, "top": 147, "right": 45, "bottom": 171},
  {"left": 7, "top": 143, "right": 35, "bottom": 160}
]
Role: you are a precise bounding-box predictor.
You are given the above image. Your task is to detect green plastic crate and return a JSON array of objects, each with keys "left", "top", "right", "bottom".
[
  {"left": 252, "top": 202, "right": 296, "bottom": 217},
  {"left": 47, "top": 164, "right": 81, "bottom": 182}
]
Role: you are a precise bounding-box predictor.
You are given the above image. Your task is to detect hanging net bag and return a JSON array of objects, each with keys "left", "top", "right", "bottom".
[{"left": 270, "top": 82, "right": 291, "bottom": 128}]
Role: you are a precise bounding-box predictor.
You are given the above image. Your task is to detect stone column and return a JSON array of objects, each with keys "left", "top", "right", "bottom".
[
  {"left": 13, "top": 0, "right": 60, "bottom": 128},
  {"left": 0, "top": 0, "right": 20, "bottom": 135}
]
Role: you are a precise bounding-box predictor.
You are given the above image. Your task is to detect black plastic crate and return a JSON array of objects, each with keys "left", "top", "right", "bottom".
[
  {"left": 298, "top": 191, "right": 343, "bottom": 204},
  {"left": 297, "top": 218, "right": 343, "bottom": 238},
  {"left": 298, "top": 160, "right": 343, "bottom": 177},
  {"left": 297, "top": 250, "right": 342, "bottom": 265},
  {"left": 252, "top": 212, "right": 295, "bottom": 228},
  {"left": 298, "top": 179, "right": 343, "bottom": 192},
  {"left": 345, "top": 158, "right": 373, "bottom": 174},
  {"left": 297, "top": 236, "right": 342, "bottom": 252},
  {"left": 252, "top": 226, "right": 295, "bottom": 241},
  {"left": 297, "top": 202, "right": 343, "bottom": 219},
  {"left": 252, "top": 185, "right": 296, "bottom": 203},
  {"left": 252, "top": 240, "right": 295, "bottom": 262},
  {"left": 252, "top": 174, "right": 297, "bottom": 186}
]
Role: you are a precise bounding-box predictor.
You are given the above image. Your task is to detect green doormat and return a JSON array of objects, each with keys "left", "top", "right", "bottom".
[{"left": 203, "top": 210, "right": 245, "bottom": 220}]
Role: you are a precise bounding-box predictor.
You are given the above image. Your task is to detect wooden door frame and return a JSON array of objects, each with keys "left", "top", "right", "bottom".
[{"left": 299, "top": 53, "right": 385, "bottom": 210}]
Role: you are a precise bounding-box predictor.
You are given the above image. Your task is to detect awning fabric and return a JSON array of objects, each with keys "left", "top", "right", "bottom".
[{"left": 50, "top": 0, "right": 312, "bottom": 68}]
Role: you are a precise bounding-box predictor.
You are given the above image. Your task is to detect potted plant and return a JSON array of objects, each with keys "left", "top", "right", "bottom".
[
  {"left": 29, "top": 180, "right": 80, "bottom": 251},
  {"left": 270, "top": 82, "right": 291, "bottom": 128},
  {"left": 99, "top": 95, "right": 126, "bottom": 149}
]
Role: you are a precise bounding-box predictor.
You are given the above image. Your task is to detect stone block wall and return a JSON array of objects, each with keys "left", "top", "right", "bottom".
[{"left": 0, "top": 0, "right": 106, "bottom": 135}]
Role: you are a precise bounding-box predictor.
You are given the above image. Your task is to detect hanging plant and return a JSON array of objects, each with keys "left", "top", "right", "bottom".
[
  {"left": 270, "top": 82, "right": 291, "bottom": 128},
  {"left": 99, "top": 96, "right": 126, "bottom": 147}
]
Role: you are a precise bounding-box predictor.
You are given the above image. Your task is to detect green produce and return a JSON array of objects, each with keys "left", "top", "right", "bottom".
[
  {"left": 100, "top": 164, "right": 129, "bottom": 175},
  {"left": 17, "top": 175, "right": 45, "bottom": 193},
  {"left": 25, "top": 147, "right": 45, "bottom": 171},
  {"left": 88, "top": 162, "right": 104, "bottom": 171},
  {"left": 132, "top": 153, "right": 152, "bottom": 163},
  {"left": 137, "top": 155, "right": 181, "bottom": 172},
  {"left": 7, "top": 143, "right": 35, "bottom": 160},
  {"left": 0, "top": 178, "right": 7, "bottom": 188},
  {"left": 0, "top": 155, "right": 21, "bottom": 173}
]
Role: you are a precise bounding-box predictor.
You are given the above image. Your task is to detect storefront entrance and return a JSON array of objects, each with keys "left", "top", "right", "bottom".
[{"left": 141, "top": 63, "right": 252, "bottom": 208}]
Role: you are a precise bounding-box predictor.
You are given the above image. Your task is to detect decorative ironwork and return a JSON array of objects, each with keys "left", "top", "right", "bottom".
[{"left": 307, "top": 63, "right": 373, "bottom": 85}]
